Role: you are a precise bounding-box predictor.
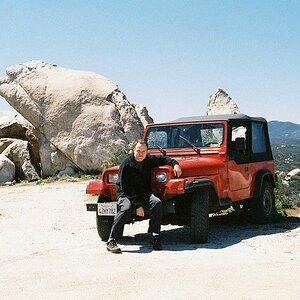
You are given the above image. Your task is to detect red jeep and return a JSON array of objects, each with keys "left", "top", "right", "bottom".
[{"left": 86, "top": 114, "right": 276, "bottom": 243}]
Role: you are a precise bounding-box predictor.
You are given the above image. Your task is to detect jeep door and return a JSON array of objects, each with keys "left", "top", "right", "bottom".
[{"left": 227, "top": 121, "right": 251, "bottom": 200}]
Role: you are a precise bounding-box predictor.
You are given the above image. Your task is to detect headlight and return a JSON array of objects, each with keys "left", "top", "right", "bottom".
[
  {"left": 156, "top": 171, "right": 167, "bottom": 183},
  {"left": 108, "top": 173, "right": 119, "bottom": 183}
]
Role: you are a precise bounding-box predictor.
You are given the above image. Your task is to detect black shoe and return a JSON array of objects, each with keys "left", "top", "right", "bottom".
[
  {"left": 152, "top": 235, "right": 162, "bottom": 251},
  {"left": 106, "top": 239, "right": 122, "bottom": 254}
]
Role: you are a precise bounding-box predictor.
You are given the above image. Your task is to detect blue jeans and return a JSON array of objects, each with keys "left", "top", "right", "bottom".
[{"left": 109, "top": 194, "right": 162, "bottom": 240}]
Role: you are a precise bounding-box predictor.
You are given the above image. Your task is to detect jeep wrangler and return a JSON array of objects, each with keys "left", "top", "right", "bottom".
[{"left": 86, "top": 114, "right": 276, "bottom": 243}]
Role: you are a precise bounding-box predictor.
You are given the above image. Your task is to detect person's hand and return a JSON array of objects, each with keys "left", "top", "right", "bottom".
[
  {"left": 136, "top": 206, "right": 145, "bottom": 217},
  {"left": 173, "top": 164, "right": 182, "bottom": 177}
]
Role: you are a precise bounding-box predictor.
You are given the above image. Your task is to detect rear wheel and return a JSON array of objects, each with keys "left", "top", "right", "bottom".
[
  {"left": 190, "top": 191, "right": 209, "bottom": 243},
  {"left": 249, "top": 181, "right": 275, "bottom": 224}
]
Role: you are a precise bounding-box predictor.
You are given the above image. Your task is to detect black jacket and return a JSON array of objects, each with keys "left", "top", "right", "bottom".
[{"left": 116, "top": 153, "right": 179, "bottom": 207}]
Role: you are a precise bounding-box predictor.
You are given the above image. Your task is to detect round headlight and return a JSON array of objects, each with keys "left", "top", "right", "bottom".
[
  {"left": 108, "top": 173, "right": 119, "bottom": 183},
  {"left": 156, "top": 171, "right": 167, "bottom": 183}
]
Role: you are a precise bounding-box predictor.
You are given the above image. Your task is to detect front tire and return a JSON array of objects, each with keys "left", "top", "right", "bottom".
[
  {"left": 190, "top": 191, "right": 209, "bottom": 243},
  {"left": 96, "top": 194, "right": 114, "bottom": 241},
  {"left": 96, "top": 215, "right": 114, "bottom": 241},
  {"left": 249, "top": 181, "right": 275, "bottom": 224}
]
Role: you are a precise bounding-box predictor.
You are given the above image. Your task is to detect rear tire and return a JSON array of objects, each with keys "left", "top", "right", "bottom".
[
  {"left": 249, "top": 181, "right": 275, "bottom": 224},
  {"left": 190, "top": 191, "right": 209, "bottom": 243}
]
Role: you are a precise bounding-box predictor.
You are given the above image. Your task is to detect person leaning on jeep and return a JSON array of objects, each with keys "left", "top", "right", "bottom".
[{"left": 106, "top": 139, "right": 182, "bottom": 253}]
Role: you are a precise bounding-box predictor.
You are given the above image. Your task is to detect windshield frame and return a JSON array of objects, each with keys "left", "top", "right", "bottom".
[{"left": 145, "top": 121, "right": 225, "bottom": 151}]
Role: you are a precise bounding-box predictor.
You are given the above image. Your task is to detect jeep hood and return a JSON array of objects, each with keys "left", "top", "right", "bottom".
[{"left": 174, "top": 156, "right": 224, "bottom": 177}]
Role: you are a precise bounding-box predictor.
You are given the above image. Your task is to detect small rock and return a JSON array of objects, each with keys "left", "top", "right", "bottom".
[{"left": 0, "top": 154, "right": 15, "bottom": 183}]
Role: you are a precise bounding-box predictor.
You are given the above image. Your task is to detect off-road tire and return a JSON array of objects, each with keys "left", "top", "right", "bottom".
[
  {"left": 96, "top": 194, "right": 114, "bottom": 241},
  {"left": 96, "top": 215, "right": 114, "bottom": 241},
  {"left": 190, "top": 190, "right": 209, "bottom": 243},
  {"left": 249, "top": 180, "right": 275, "bottom": 224}
]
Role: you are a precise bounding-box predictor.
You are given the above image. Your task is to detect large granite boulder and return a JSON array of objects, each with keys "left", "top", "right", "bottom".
[
  {"left": 0, "top": 61, "right": 151, "bottom": 176},
  {"left": 0, "top": 154, "right": 15, "bottom": 183},
  {"left": 206, "top": 88, "right": 240, "bottom": 115}
]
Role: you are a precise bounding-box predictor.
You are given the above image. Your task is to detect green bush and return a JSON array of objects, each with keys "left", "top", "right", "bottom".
[
  {"left": 100, "top": 144, "right": 133, "bottom": 171},
  {"left": 290, "top": 175, "right": 300, "bottom": 183},
  {"left": 272, "top": 143, "right": 300, "bottom": 208},
  {"left": 275, "top": 179, "right": 292, "bottom": 209},
  {"left": 275, "top": 173, "right": 300, "bottom": 209}
]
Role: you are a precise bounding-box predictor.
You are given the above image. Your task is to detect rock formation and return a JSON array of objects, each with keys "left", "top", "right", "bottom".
[
  {"left": 0, "top": 111, "right": 40, "bottom": 182},
  {"left": 285, "top": 168, "right": 300, "bottom": 181},
  {"left": 134, "top": 104, "right": 154, "bottom": 127},
  {"left": 0, "top": 61, "right": 152, "bottom": 176},
  {"left": 1, "top": 138, "right": 39, "bottom": 181},
  {"left": 206, "top": 88, "right": 240, "bottom": 115}
]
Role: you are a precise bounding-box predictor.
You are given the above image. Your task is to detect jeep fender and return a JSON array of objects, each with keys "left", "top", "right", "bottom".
[
  {"left": 254, "top": 169, "right": 275, "bottom": 198},
  {"left": 185, "top": 179, "right": 219, "bottom": 206},
  {"left": 86, "top": 179, "right": 112, "bottom": 199},
  {"left": 86, "top": 179, "right": 102, "bottom": 195}
]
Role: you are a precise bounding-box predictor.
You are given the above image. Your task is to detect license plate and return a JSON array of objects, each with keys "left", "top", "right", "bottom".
[{"left": 98, "top": 202, "right": 117, "bottom": 216}]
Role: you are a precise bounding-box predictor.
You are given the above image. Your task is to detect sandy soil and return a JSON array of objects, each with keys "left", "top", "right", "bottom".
[{"left": 0, "top": 181, "right": 300, "bottom": 300}]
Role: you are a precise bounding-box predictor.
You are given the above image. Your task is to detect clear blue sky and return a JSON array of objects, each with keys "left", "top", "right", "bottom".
[{"left": 0, "top": 0, "right": 299, "bottom": 124}]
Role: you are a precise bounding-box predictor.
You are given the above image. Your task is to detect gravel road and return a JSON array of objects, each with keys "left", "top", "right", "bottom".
[{"left": 0, "top": 181, "right": 299, "bottom": 300}]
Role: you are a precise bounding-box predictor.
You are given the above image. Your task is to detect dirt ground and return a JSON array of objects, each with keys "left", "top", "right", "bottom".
[{"left": 0, "top": 181, "right": 300, "bottom": 300}]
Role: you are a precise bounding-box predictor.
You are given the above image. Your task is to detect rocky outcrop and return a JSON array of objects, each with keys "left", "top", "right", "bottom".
[
  {"left": 0, "top": 154, "right": 15, "bottom": 183},
  {"left": 285, "top": 168, "right": 300, "bottom": 181},
  {"left": 0, "top": 111, "right": 40, "bottom": 181},
  {"left": 0, "top": 61, "right": 152, "bottom": 176},
  {"left": 134, "top": 104, "right": 154, "bottom": 127},
  {"left": 1, "top": 138, "right": 39, "bottom": 181},
  {"left": 206, "top": 88, "right": 240, "bottom": 115}
]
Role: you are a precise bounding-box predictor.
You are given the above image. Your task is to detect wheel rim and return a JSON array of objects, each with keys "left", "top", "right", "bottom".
[{"left": 263, "top": 189, "right": 272, "bottom": 215}]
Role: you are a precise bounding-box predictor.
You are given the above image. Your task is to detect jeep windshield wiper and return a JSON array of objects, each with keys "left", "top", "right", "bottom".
[
  {"left": 179, "top": 135, "right": 200, "bottom": 154},
  {"left": 154, "top": 142, "right": 166, "bottom": 155}
]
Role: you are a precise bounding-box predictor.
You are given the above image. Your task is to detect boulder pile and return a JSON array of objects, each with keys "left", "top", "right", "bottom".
[
  {"left": 0, "top": 111, "right": 40, "bottom": 182},
  {"left": 0, "top": 61, "right": 153, "bottom": 181}
]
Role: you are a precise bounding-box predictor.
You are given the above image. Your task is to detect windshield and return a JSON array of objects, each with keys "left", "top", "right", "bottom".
[{"left": 146, "top": 123, "right": 224, "bottom": 150}]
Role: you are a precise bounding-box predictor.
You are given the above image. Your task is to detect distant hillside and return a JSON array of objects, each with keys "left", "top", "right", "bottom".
[{"left": 268, "top": 121, "right": 300, "bottom": 144}]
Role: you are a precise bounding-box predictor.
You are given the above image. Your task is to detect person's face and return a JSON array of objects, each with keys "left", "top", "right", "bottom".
[{"left": 134, "top": 143, "right": 148, "bottom": 162}]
